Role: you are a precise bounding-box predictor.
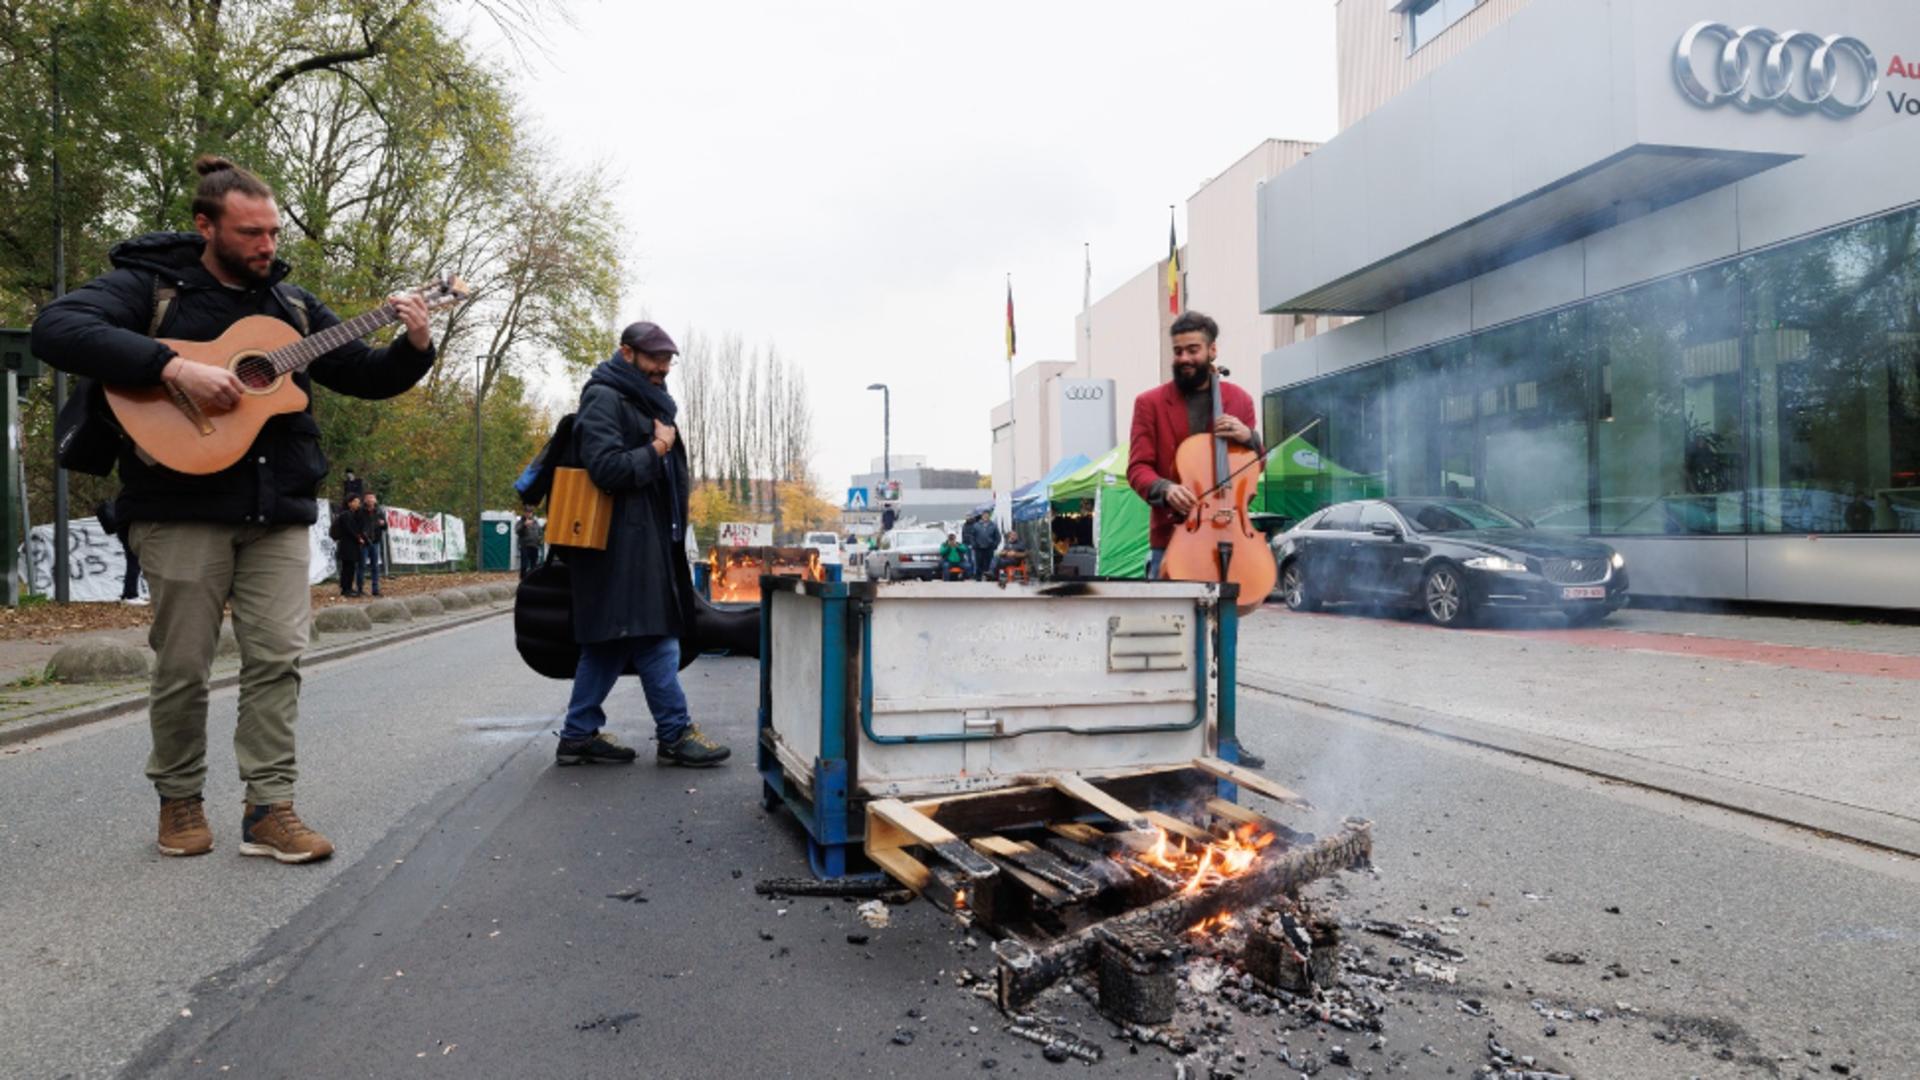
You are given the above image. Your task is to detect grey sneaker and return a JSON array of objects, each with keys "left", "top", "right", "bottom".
[
  {"left": 657, "top": 725, "right": 731, "bottom": 768},
  {"left": 556, "top": 731, "right": 638, "bottom": 766}
]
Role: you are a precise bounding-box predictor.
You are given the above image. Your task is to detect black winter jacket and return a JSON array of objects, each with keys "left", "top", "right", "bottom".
[
  {"left": 29, "top": 232, "right": 435, "bottom": 527},
  {"left": 565, "top": 358, "right": 695, "bottom": 645}
]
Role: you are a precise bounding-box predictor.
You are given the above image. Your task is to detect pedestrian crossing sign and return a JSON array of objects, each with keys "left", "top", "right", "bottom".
[{"left": 846, "top": 487, "right": 869, "bottom": 510}]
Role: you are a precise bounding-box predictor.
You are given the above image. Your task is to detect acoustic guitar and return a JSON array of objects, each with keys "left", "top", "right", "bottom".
[{"left": 105, "top": 277, "right": 467, "bottom": 475}]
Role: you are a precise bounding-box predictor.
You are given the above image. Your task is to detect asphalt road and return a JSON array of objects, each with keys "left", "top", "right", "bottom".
[{"left": 2, "top": 612, "right": 1916, "bottom": 1078}]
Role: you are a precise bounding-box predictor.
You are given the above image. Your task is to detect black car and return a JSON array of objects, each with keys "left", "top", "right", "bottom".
[{"left": 1272, "top": 498, "right": 1629, "bottom": 627}]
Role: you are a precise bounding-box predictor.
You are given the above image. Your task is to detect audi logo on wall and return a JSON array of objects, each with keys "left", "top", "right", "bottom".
[
  {"left": 1063, "top": 385, "right": 1105, "bottom": 401},
  {"left": 1674, "top": 22, "right": 1878, "bottom": 117}
]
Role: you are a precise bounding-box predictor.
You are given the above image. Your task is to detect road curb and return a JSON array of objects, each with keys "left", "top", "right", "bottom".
[
  {"left": 0, "top": 606, "right": 511, "bottom": 749},
  {"left": 1240, "top": 669, "right": 1920, "bottom": 860}
]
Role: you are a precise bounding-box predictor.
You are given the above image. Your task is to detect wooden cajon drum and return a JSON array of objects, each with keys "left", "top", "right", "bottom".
[{"left": 545, "top": 466, "right": 611, "bottom": 550}]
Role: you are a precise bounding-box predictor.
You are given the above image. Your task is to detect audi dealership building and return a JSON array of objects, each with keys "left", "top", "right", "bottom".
[{"left": 1259, "top": 0, "right": 1920, "bottom": 609}]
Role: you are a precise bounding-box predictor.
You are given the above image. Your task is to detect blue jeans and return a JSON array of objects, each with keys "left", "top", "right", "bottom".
[
  {"left": 1148, "top": 547, "right": 1165, "bottom": 580},
  {"left": 359, "top": 546, "right": 383, "bottom": 595},
  {"left": 562, "top": 636, "right": 691, "bottom": 743}
]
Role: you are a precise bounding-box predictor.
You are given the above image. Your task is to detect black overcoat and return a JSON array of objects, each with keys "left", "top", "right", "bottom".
[{"left": 565, "top": 359, "right": 696, "bottom": 645}]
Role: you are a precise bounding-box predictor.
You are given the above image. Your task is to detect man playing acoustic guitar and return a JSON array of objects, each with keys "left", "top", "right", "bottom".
[{"left": 31, "top": 156, "right": 436, "bottom": 863}]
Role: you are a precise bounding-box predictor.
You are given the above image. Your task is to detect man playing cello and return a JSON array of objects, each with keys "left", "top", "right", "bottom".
[
  {"left": 1127, "top": 311, "right": 1262, "bottom": 581},
  {"left": 1126, "top": 309, "right": 1266, "bottom": 767}
]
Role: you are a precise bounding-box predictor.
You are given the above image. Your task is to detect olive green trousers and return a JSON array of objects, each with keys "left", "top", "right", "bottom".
[{"left": 130, "top": 521, "right": 312, "bottom": 805}]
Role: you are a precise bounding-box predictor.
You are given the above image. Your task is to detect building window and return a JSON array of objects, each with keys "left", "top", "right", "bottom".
[
  {"left": 1263, "top": 203, "right": 1920, "bottom": 537},
  {"left": 1405, "top": 0, "right": 1482, "bottom": 55}
]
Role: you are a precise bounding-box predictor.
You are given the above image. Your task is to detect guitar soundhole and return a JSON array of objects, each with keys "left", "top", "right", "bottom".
[{"left": 234, "top": 355, "right": 277, "bottom": 391}]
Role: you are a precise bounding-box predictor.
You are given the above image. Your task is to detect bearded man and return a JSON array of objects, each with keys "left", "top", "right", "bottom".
[{"left": 31, "top": 156, "right": 435, "bottom": 863}]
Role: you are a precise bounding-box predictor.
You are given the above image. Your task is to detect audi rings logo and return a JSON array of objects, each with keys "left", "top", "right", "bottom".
[
  {"left": 1675, "top": 22, "right": 1878, "bottom": 118},
  {"left": 1064, "top": 385, "right": 1105, "bottom": 401}
]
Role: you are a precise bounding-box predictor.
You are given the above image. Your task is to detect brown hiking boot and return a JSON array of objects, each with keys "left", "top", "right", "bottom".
[
  {"left": 157, "top": 795, "right": 213, "bottom": 857},
  {"left": 239, "top": 803, "right": 335, "bottom": 864}
]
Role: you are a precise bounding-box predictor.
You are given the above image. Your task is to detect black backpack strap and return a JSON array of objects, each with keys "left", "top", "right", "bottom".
[{"left": 271, "top": 284, "right": 311, "bottom": 336}]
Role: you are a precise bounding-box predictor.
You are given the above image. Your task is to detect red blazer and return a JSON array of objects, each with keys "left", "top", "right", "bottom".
[{"left": 1127, "top": 378, "right": 1260, "bottom": 550}]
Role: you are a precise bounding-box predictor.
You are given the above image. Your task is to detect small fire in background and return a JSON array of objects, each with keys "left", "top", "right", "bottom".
[{"left": 707, "top": 545, "right": 828, "bottom": 603}]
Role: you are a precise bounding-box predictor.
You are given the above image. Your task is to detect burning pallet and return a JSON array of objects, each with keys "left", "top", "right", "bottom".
[
  {"left": 863, "top": 757, "right": 1372, "bottom": 1013},
  {"left": 708, "top": 545, "right": 826, "bottom": 603}
]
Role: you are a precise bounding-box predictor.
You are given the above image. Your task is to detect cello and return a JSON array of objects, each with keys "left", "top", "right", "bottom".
[{"left": 1159, "top": 363, "right": 1277, "bottom": 615}]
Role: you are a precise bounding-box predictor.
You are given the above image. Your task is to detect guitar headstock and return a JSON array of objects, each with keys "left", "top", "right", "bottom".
[{"left": 413, "top": 276, "right": 471, "bottom": 310}]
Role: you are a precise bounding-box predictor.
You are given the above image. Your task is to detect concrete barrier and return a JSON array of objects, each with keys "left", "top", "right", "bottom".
[
  {"left": 48, "top": 638, "right": 150, "bottom": 683},
  {"left": 405, "top": 595, "right": 445, "bottom": 618},
  {"left": 367, "top": 598, "right": 413, "bottom": 624},
  {"left": 435, "top": 589, "right": 472, "bottom": 612},
  {"left": 313, "top": 606, "right": 374, "bottom": 634}
]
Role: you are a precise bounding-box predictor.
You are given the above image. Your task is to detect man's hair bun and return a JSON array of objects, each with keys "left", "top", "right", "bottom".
[{"left": 193, "top": 154, "right": 237, "bottom": 177}]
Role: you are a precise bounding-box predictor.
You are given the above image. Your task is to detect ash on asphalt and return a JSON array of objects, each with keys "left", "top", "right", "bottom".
[{"left": 131, "top": 653, "right": 1883, "bottom": 1078}]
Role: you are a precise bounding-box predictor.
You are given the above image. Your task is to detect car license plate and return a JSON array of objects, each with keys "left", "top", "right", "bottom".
[{"left": 1561, "top": 586, "right": 1605, "bottom": 600}]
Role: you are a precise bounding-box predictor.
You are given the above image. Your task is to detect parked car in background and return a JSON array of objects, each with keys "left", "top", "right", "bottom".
[
  {"left": 863, "top": 528, "right": 947, "bottom": 581},
  {"left": 1272, "top": 497, "right": 1629, "bottom": 627},
  {"left": 802, "top": 530, "right": 843, "bottom": 565}
]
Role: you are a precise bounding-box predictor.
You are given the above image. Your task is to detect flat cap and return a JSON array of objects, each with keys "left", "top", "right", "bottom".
[{"left": 620, "top": 321, "right": 679, "bottom": 356}]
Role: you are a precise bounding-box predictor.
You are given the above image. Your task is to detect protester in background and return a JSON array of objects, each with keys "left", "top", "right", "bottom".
[
  {"left": 517, "top": 506, "right": 543, "bottom": 578},
  {"left": 880, "top": 503, "right": 897, "bottom": 534},
  {"left": 995, "top": 529, "right": 1028, "bottom": 579},
  {"left": 558, "top": 321, "right": 730, "bottom": 768},
  {"left": 29, "top": 156, "right": 434, "bottom": 862},
  {"left": 969, "top": 513, "right": 1002, "bottom": 581},
  {"left": 342, "top": 468, "right": 365, "bottom": 505},
  {"left": 332, "top": 495, "right": 364, "bottom": 597},
  {"left": 358, "top": 492, "right": 386, "bottom": 597},
  {"left": 939, "top": 532, "right": 968, "bottom": 581}
]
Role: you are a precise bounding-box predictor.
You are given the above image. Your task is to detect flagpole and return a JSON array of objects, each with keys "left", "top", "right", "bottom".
[
  {"left": 1082, "top": 242, "right": 1092, "bottom": 378},
  {"left": 1005, "top": 273, "right": 1017, "bottom": 523}
]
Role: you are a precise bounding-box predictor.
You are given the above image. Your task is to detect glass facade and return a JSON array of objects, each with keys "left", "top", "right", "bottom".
[{"left": 1265, "top": 205, "right": 1920, "bottom": 537}]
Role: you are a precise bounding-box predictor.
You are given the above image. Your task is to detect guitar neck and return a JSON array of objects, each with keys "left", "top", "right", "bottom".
[{"left": 265, "top": 303, "right": 399, "bottom": 376}]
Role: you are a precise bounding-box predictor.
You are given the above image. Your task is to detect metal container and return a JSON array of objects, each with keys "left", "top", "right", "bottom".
[{"left": 756, "top": 578, "right": 1243, "bottom": 876}]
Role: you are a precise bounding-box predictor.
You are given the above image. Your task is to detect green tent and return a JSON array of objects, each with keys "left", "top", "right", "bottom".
[
  {"left": 1257, "top": 434, "right": 1384, "bottom": 521},
  {"left": 1049, "top": 445, "right": 1151, "bottom": 579}
]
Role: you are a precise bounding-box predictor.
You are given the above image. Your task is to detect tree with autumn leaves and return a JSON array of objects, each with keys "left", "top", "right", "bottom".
[{"left": 0, "top": 0, "right": 618, "bottom": 558}]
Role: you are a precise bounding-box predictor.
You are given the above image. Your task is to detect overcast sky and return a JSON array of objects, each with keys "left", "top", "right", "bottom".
[{"left": 507, "top": 0, "right": 1338, "bottom": 492}]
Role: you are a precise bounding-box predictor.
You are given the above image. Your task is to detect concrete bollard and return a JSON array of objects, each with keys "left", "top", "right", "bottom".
[
  {"left": 47, "top": 638, "right": 151, "bottom": 683},
  {"left": 367, "top": 598, "right": 412, "bottom": 624},
  {"left": 487, "top": 582, "right": 516, "bottom": 601},
  {"left": 404, "top": 595, "right": 445, "bottom": 618},
  {"left": 435, "top": 589, "right": 472, "bottom": 612},
  {"left": 312, "top": 605, "right": 374, "bottom": 634},
  {"left": 463, "top": 586, "right": 495, "bottom": 607}
]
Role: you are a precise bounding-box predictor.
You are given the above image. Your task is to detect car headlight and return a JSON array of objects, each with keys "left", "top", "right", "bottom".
[
  {"left": 1610, "top": 552, "right": 1626, "bottom": 569},
  {"left": 1464, "top": 555, "right": 1527, "bottom": 573}
]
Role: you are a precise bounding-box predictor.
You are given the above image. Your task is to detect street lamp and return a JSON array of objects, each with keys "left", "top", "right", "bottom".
[
  {"left": 475, "top": 353, "right": 484, "bottom": 570},
  {"left": 866, "top": 383, "right": 890, "bottom": 485}
]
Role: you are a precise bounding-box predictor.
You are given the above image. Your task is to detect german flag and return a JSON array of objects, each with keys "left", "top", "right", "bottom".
[
  {"left": 1166, "top": 209, "right": 1181, "bottom": 314},
  {"left": 1005, "top": 277, "right": 1016, "bottom": 362}
]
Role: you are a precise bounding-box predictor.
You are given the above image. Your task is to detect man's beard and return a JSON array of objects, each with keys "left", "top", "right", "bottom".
[
  {"left": 1173, "top": 363, "right": 1209, "bottom": 393},
  {"left": 211, "top": 236, "right": 272, "bottom": 285}
]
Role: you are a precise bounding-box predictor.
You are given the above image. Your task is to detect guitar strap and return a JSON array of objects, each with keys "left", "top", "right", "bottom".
[
  {"left": 270, "top": 285, "right": 311, "bottom": 337},
  {"left": 148, "top": 278, "right": 177, "bottom": 336}
]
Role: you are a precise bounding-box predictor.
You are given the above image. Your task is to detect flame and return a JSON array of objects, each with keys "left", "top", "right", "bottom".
[
  {"left": 1126, "top": 823, "right": 1276, "bottom": 897},
  {"left": 1188, "top": 912, "right": 1238, "bottom": 935},
  {"left": 705, "top": 545, "right": 829, "bottom": 604}
]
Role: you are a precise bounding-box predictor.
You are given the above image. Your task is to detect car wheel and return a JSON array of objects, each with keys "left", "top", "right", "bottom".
[
  {"left": 1280, "top": 560, "right": 1319, "bottom": 612},
  {"left": 1564, "top": 607, "right": 1609, "bottom": 628},
  {"left": 1421, "top": 563, "right": 1473, "bottom": 628}
]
